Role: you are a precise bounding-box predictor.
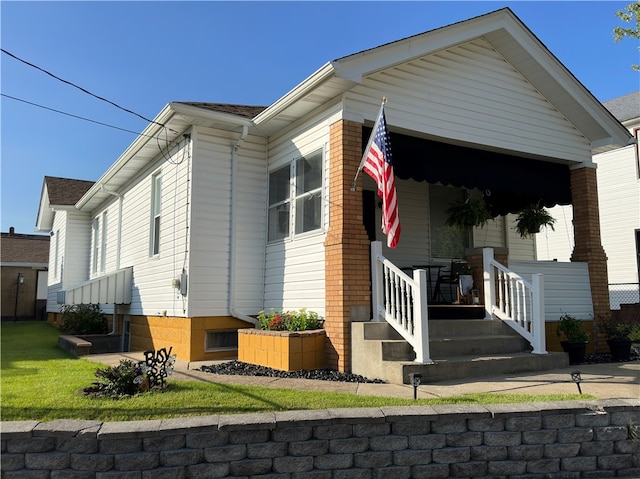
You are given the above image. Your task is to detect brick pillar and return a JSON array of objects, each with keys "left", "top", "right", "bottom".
[
  {"left": 570, "top": 166, "right": 610, "bottom": 353},
  {"left": 324, "top": 120, "right": 371, "bottom": 372}
]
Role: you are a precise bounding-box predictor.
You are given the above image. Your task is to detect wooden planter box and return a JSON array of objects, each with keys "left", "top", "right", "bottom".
[{"left": 238, "top": 328, "right": 326, "bottom": 372}]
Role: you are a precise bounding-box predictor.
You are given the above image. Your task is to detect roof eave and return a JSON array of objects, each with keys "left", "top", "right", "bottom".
[{"left": 253, "top": 62, "right": 338, "bottom": 125}]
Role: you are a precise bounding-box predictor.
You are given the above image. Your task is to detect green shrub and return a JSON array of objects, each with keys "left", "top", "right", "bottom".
[
  {"left": 92, "top": 360, "right": 145, "bottom": 397},
  {"left": 257, "top": 308, "right": 321, "bottom": 331},
  {"left": 60, "top": 304, "right": 107, "bottom": 335},
  {"left": 556, "top": 314, "right": 589, "bottom": 342}
]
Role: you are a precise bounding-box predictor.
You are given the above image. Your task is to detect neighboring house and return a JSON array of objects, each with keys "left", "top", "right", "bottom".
[
  {"left": 1, "top": 227, "right": 49, "bottom": 320},
  {"left": 536, "top": 91, "right": 640, "bottom": 310},
  {"left": 36, "top": 8, "right": 630, "bottom": 371},
  {"left": 35, "top": 176, "right": 95, "bottom": 321}
]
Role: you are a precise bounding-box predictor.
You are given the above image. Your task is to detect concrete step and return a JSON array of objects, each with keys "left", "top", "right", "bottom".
[
  {"left": 428, "top": 319, "right": 517, "bottom": 338},
  {"left": 351, "top": 320, "right": 567, "bottom": 385},
  {"left": 398, "top": 351, "right": 569, "bottom": 385}
]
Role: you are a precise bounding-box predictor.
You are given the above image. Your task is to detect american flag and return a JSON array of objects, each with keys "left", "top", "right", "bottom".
[{"left": 362, "top": 107, "right": 401, "bottom": 249}]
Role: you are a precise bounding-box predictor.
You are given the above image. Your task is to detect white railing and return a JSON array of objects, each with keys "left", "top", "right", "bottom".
[
  {"left": 483, "top": 248, "right": 546, "bottom": 354},
  {"left": 370, "top": 242, "right": 432, "bottom": 363}
]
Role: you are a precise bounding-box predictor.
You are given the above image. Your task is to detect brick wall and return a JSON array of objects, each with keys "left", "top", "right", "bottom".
[
  {"left": 2, "top": 400, "right": 638, "bottom": 478},
  {"left": 325, "top": 120, "right": 371, "bottom": 372},
  {"left": 570, "top": 167, "right": 611, "bottom": 353}
]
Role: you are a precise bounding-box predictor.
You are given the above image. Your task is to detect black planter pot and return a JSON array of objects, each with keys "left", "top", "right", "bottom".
[
  {"left": 606, "top": 339, "right": 633, "bottom": 362},
  {"left": 561, "top": 341, "right": 588, "bottom": 365}
]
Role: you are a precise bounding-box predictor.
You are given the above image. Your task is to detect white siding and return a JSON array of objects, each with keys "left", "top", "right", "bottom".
[
  {"left": 264, "top": 113, "right": 334, "bottom": 316},
  {"left": 188, "top": 126, "right": 267, "bottom": 317},
  {"left": 346, "top": 37, "right": 591, "bottom": 163},
  {"left": 64, "top": 210, "right": 91, "bottom": 287},
  {"left": 505, "top": 214, "right": 536, "bottom": 261},
  {"left": 473, "top": 216, "right": 506, "bottom": 250},
  {"left": 365, "top": 177, "right": 430, "bottom": 267},
  {"left": 510, "top": 260, "right": 593, "bottom": 322},
  {"left": 111, "top": 139, "right": 192, "bottom": 317},
  {"left": 535, "top": 205, "right": 574, "bottom": 262},
  {"left": 535, "top": 118, "right": 640, "bottom": 308},
  {"left": 595, "top": 144, "right": 640, "bottom": 285}
]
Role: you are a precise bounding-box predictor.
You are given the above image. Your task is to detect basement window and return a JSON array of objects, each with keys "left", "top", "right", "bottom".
[{"left": 205, "top": 330, "right": 238, "bottom": 352}]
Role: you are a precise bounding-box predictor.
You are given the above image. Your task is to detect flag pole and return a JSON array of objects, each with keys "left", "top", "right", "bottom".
[{"left": 350, "top": 97, "right": 387, "bottom": 192}]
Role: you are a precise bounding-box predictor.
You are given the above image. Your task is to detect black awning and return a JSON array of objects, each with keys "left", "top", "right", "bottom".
[{"left": 364, "top": 128, "right": 572, "bottom": 216}]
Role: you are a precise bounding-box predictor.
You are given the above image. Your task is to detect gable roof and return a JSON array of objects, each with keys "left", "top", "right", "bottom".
[
  {"left": 1, "top": 228, "right": 49, "bottom": 265},
  {"left": 73, "top": 7, "right": 631, "bottom": 213},
  {"left": 35, "top": 176, "right": 95, "bottom": 232},
  {"left": 44, "top": 176, "right": 95, "bottom": 205},
  {"left": 253, "top": 7, "right": 630, "bottom": 151}
]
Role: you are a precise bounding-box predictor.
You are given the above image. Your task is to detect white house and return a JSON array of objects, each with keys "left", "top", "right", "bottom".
[
  {"left": 536, "top": 91, "right": 640, "bottom": 310},
  {"left": 37, "top": 9, "right": 630, "bottom": 378}
]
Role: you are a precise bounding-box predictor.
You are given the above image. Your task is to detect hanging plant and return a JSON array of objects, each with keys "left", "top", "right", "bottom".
[
  {"left": 514, "top": 202, "right": 556, "bottom": 238},
  {"left": 445, "top": 196, "right": 493, "bottom": 230}
]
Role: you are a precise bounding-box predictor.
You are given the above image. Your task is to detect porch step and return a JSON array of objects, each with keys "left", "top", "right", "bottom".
[
  {"left": 397, "top": 351, "right": 569, "bottom": 385},
  {"left": 351, "top": 320, "right": 569, "bottom": 385}
]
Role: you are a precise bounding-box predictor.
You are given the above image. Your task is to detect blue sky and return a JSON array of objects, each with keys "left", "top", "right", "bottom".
[{"left": 1, "top": 1, "right": 638, "bottom": 235}]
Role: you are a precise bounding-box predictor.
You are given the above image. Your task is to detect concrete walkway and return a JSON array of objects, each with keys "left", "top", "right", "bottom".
[{"left": 85, "top": 352, "right": 639, "bottom": 401}]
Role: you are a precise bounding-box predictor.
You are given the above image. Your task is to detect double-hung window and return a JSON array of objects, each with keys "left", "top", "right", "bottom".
[
  {"left": 268, "top": 150, "right": 322, "bottom": 242},
  {"left": 92, "top": 218, "right": 100, "bottom": 273},
  {"left": 100, "top": 211, "right": 107, "bottom": 272},
  {"left": 150, "top": 172, "right": 162, "bottom": 256}
]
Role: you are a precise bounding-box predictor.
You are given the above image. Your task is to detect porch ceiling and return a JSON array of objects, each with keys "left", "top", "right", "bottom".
[{"left": 372, "top": 129, "right": 571, "bottom": 215}]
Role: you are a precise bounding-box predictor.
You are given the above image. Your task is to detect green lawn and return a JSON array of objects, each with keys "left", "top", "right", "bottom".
[{"left": 1, "top": 321, "right": 589, "bottom": 422}]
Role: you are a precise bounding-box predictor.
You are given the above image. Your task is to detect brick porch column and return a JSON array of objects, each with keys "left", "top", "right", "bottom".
[
  {"left": 324, "top": 119, "right": 371, "bottom": 372},
  {"left": 570, "top": 166, "right": 610, "bottom": 353}
]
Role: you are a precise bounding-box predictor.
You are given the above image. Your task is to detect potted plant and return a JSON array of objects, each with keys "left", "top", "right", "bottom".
[
  {"left": 600, "top": 317, "right": 635, "bottom": 361},
  {"left": 515, "top": 202, "right": 556, "bottom": 238},
  {"left": 556, "top": 314, "right": 589, "bottom": 365},
  {"left": 445, "top": 195, "right": 493, "bottom": 230}
]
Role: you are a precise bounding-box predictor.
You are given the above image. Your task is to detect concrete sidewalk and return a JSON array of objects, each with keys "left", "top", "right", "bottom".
[{"left": 85, "top": 353, "right": 639, "bottom": 401}]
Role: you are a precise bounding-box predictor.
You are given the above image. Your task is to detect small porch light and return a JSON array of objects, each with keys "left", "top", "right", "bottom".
[
  {"left": 409, "top": 372, "right": 422, "bottom": 400},
  {"left": 571, "top": 371, "right": 582, "bottom": 394}
]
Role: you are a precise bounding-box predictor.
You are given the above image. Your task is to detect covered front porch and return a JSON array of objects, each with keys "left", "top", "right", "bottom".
[{"left": 324, "top": 118, "right": 613, "bottom": 374}]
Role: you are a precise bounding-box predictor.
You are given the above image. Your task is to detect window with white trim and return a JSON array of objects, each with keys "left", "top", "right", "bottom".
[
  {"left": 100, "top": 211, "right": 107, "bottom": 272},
  {"left": 268, "top": 150, "right": 322, "bottom": 242},
  {"left": 150, "top": 172, "right": 162, "bottom": 256},
  {"left": 92, "top": 218, "right": 99, "bottom": 273},
  {"left": 54, "top": 230, "right": 59, "bottom": 279}
]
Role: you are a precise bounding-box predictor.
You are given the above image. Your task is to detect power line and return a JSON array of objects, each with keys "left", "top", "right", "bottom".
[
  {"left": 1, "top": 48, "right": 177, "bottom": 133},
  {"left": 1, "top": 93, "right": 158, "bottom": 138}
]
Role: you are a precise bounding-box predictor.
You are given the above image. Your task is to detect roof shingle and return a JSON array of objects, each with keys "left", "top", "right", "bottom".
[
  {"left": 45, "top": 176, "right": 95, "bottom": 205},
  {"left": 1, "top": 230, "right": 49, "bottom": 264}
]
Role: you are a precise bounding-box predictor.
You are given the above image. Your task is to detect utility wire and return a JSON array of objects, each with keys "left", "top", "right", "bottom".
[
  {"left": 1, "top": 48, "right": 178, "bottom": 133},
  {"left": 1, "top": 93, "right": 158, "bottom": 139}
]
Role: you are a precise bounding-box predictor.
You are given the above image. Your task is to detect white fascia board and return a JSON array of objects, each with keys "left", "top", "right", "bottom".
[
  {"left": 75, "top": 104, "right": 176, "bottom": 210},
  {"left": 35, "top": 182, "right": 52, "bottom": 232},
  {"left": 331, "top": 11, "right": 510, "bottom": 83},
  {"left": 253, "top": 62, "right": 337, "bottom": 125}
]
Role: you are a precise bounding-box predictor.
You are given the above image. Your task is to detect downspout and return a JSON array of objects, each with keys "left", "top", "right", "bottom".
[
  {"left": 229, "top": 125, "right": 259, "bottom": 327},
  {"left": 100, "top": 184, "right": 123, "bottom": 335}
]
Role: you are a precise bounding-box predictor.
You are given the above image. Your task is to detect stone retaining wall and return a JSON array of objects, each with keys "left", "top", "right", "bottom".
[{"left": 2, "top": 399, "right": 639, "bottom": 479}]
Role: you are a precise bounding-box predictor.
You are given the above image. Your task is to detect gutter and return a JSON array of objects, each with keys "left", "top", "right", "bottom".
[
  {"left": 76, "top": 105, "right": 176, "bottom": 210},
  {"left": 99, "top": 184, "right": 123, "bottom": 336},
  {"left": 228, "top": 125, "right": 259, "bottom": 327}
]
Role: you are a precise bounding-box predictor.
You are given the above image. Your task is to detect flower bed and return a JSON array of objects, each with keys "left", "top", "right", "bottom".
[
  {"left": 238, "top": 328, "right": 326, "bottom": 372},
  {"left": 239, "top": 309, "right": 325, "bottom": 371}
]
